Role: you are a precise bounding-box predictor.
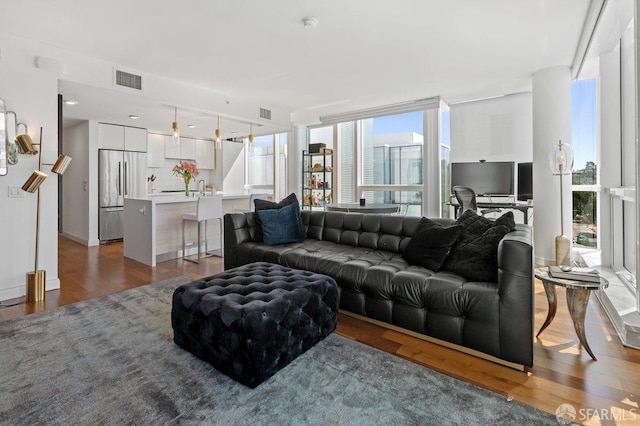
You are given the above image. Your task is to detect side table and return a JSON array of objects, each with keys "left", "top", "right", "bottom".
[{"left": 534, "top": 267, "right": 609, "bottom": 361}]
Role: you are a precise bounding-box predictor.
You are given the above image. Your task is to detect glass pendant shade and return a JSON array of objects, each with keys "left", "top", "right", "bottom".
[
  {"left": 549, "top": 140, "right": 573, "bottom": 175},
  {"left": 215, "top": 115, "right": 222, "bottom": 150},
  {"left": 172, "top": 106, "right": 180, "bottom": 145}
]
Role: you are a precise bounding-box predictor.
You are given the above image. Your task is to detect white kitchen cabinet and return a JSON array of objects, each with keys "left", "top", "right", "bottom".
[
  {"left": 124, "top": 126, "right": 147, "bottom": 152},
  {"left": 164, "top": 135, "right": 180, "bottom": 159},
  {"left": 165, "top": 136, "right": 196, "bottom": 160},
  {"left": 195, "top": 139, "right": 215, "bottom": 169},
  {"left": 98, "top": 123, "right": 147, "bottom": 152},
  {"left": 181, "top": 137, "right": 196, "bottom": 160},
  {"left": 147, "top": 133, "right": 165, "bottom": 167},
  {"left": 98, "top": 123, "right": 124, "bottom": 150}
]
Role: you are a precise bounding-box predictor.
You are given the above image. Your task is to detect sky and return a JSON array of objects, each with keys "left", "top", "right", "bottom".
[{"left": 571, "top": 78, "right": 597, "bottom": 171}]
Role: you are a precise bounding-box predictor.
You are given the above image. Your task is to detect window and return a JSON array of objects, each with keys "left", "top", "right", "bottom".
[
  {"left": 243, "top": 132, "right": 289, "bottom": 197},
  {"left": 571, "top": 78, "right": 599, "bottom": 252},
  {"left": 359, "top": 111, "right": 424, "bottom": 216},
  {"left": 440, "top": 108, "right": 451, "bottom": 217}
]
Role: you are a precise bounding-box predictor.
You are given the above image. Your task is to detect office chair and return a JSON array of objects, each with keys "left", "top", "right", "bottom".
[{"left": 452, "top": 186, "right": 501, "bottom": 219}]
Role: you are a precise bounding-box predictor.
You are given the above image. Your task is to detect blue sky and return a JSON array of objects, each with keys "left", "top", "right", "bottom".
[{"left": 571, "top": 78, "right": 597, "bottom": 170}]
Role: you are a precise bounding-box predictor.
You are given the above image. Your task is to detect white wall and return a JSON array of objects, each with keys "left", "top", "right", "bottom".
[
  {"left": 450, "top": 93, "right": 533, "bottom": 164},
  {"left": 0, "top": 35, "right": 60, "bottom": 299},
  {"left": 222, "top": 141, "right": 245, "bottom": 194},
  {"left": 61, "top": 121, "right": 94, "bottom": 245}
]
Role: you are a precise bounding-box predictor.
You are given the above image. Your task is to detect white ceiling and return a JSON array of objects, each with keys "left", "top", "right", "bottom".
[{"left": 0, "top": 0, "right": 592, "bottom": 139}]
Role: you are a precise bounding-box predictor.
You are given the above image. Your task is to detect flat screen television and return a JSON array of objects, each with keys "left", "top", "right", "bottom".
[
  {"left": 517, "top": 162, "right": 533, "bottom": 201},
  {"left": 451, "top": 161, "right": 514, "bottom": 196}
]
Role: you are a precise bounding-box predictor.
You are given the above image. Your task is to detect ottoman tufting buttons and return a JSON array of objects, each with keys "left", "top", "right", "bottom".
[{"left": 171, "top": 262, "right": 339, "bottom": 388}]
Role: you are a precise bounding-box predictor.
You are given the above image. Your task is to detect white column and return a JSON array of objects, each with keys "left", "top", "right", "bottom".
[
  {"left": 532, "top": 66, "right": 572, "bottom": 265},
  {"left": 423, "top": 107, "right": 441, "bottom": 217}
]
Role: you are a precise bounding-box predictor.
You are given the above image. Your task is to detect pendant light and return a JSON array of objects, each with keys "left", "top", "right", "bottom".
[
  {"left": 172, "top": 106, "right": 180, "bottom": 145},
  {"left": 248, "top": 122, "right": 254, "bottom": 153},
  {"left": 215, "top": 115, "right": 222, "bottom": 150}
]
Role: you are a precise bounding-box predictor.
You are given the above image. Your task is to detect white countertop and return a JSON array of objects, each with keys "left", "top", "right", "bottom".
[{"left": 126, "top": 193, "right": 251, "bottom": 204}]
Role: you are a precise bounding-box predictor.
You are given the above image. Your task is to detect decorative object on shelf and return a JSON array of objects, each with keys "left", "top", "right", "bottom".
[
  {"left": 302, "top": 149, "right": 333, "bottom": 210},
  {"left": 549, "top": 140, "right": 573, "bottom": 266},
  {"left": 215, "top": 115, "right": 222, "bottom": 150},
  {"left": 172, "top": 160, "right": 199, "bottom": 197},
  {"left": 20, "top": 126, "right": 73, "bottom": 302},
  {"left": 172, "top": 106, "right": 180, "bottom": 145},
  {"left": 147, "top": 174, "right": 156, "bottom": 194}
]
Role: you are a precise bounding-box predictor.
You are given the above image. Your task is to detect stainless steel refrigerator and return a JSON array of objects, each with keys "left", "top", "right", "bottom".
[{"left": 99, "top": 149, "right": 147, "bottom": 241}]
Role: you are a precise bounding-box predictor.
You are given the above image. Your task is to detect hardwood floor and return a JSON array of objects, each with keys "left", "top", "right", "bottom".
[{"left": 2, "top": 236, "right": 639, "bottom": 424}]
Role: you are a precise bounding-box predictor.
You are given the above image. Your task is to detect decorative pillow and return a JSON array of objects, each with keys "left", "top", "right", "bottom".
[
  {"left": 403, "top": 218, "right": 463, "bottom": 271},
  {"left": 442, "top": 210, "right": 516, "bottom": 282},
  {"left": 254, "top": 192, "right": 298, "bottom": 211},
  {"left": 252, "top": 193, "right": 303, "bottom": 242},
  {"left": 255, "top": 202, "right": 306, "bottom": 245}
]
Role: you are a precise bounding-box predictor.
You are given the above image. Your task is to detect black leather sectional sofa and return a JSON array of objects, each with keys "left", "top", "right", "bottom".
[{"left": 224, "top": 210, "right": 534, "bottom": 369}]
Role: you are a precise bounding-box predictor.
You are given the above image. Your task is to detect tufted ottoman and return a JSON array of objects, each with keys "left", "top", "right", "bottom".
[{"left": 171, "top": 262, "right": 339, "bottom": 388}]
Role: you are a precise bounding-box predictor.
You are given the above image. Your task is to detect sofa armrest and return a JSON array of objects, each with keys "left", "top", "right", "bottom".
[
  {"left": 497, "top": 224, "right": 534, "bottom": 367},
  {"left": 224, "top": 213, "right": 259, "bottom": 270}
]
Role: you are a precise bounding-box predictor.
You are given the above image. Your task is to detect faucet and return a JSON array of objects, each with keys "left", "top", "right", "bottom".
[{"left": 198, "top": 180, "right": 206, "bottom": 196}]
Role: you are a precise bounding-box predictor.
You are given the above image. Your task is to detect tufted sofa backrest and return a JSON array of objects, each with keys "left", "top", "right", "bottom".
[{"left": 302, "top": 211, "right": 453, "bottom": 254}]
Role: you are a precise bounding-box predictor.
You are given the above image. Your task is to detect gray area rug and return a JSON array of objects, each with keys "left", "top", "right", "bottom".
[{"left": 0, "top": 276, "right": 557, "bottom": 425}]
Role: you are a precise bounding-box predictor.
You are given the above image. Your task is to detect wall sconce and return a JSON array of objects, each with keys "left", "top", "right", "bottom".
[{"left": 20, "top": 127, "right": 72, "bottom": 302}]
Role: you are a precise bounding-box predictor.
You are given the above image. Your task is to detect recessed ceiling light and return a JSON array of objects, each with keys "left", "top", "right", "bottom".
[
  {"left": 188, "top": 124, "right": 196, "bottom": 129},
  {"left": 63, "top": 100, "right": 78, "bottom": 105},
  {"left": 128, "top": 115, "right": 139, "bottom": 120},
  {"left": 231, "top": 131, "right": 238, "bottom": 135}
]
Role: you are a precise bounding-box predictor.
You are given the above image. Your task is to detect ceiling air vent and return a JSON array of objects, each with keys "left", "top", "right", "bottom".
[
  {"left": 259, "top": 107, "right": 272, "bottom": 120},
  {"left": 114, "top": 69, "right": 143, "bottom": 91}
]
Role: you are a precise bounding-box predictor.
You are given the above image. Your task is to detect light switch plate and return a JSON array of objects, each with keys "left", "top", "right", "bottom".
[{"left": 8, "top": 186, "right": 26, "bottom": 198}]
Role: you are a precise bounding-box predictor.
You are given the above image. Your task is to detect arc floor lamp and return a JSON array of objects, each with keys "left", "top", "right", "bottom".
[{"left": 16, "top": 126, "right": 72, "bottom": 302}]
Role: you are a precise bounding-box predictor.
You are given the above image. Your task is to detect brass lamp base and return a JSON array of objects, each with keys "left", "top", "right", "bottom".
[{"left": 26, "top": 270, "right": 46, "bottom": 302}]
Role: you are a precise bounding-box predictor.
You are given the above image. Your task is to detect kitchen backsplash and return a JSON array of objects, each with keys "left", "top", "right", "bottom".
[{"left": 148, "top": 158, "right": 215, "bottom": 193}]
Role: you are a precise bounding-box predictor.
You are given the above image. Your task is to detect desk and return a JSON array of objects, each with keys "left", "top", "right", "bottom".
[
  {"left": 326, "top": 203, "right": 400, "bottom": 214},
  {"left": 449, "top": 202, "right": 533, "bottom": 224},
  {"left": 534, "top": 267, "right": 608, "bottom": 360}
]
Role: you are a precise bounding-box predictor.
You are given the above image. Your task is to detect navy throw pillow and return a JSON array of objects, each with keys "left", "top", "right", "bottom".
[
  {"left": 403, "top": 218, "right": 463, "bottom": 271},
  {"left": 252, "top": 193, "right": 302, "bottom": 242},
  {"left": 442, "top": 210, "right": 516, "bottom": 282},
  {"left": 256, "top": 202, "right": 306, "bottom": 245},
  {"left": 254, "top": 192, "right": 298, "bottom": 211}
]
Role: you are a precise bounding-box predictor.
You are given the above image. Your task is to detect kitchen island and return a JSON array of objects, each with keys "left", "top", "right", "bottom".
[{"left": 123, "top": 193, "right": 252, "bottom": 266}]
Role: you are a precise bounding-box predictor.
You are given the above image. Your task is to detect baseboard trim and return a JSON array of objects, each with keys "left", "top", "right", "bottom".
[
  {"left": 339, "top": 310, "right": 526, "bottom": 371},
  {"left": 60, "top": 232, "right": 100, "bottom": 247},
  {"left": 0, "top": 277, "right": 60, "bottom": 302}
]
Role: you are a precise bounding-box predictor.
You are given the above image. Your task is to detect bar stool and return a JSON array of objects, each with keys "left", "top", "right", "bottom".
[{"left": 182, "top": 194, "right": 223, "bottom": 263}]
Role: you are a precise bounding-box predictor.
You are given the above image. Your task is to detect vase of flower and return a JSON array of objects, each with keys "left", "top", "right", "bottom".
[{"left": 172, "top": 160, "right": 199, "bottom": 197}]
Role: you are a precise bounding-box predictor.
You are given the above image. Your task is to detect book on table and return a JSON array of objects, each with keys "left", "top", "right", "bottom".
[{"left": 548, "top": 266, "right": 601, "bottom": 283}]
